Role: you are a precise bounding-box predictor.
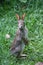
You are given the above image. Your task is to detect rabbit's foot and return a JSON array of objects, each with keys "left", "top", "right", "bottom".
[{"left": 20, "top": 54, "right": 27, "bottom": 57}]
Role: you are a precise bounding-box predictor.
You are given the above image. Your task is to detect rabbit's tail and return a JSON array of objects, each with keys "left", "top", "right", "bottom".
[{"left": 7, "top": 50, "right": 19, "bottom": 58}]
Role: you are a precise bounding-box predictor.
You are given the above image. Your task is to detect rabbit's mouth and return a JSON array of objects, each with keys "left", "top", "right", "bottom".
[{"left": 20, "top": 27, "right": 24, "bottom": 31}]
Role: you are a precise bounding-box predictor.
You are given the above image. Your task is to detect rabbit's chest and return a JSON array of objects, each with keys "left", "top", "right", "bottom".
[{"left": 21, "top": 42, "right": 25, "bottom": 50}]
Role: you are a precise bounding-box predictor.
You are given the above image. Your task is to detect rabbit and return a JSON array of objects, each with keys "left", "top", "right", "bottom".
[{"left": 10, "top": 13, "right": 29, "bottom": 57}]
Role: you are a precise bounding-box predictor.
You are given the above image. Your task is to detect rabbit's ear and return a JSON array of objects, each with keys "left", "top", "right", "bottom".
[
  {"left": 16, "top": 14, "right": 20, "bottom": 20},
  {"left": 22, "top": 13, "right": 25, "bottom": 20}
]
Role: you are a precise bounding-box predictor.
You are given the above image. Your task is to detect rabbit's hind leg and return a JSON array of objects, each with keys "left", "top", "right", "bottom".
[{"left": 20, "top": 54, "right": 27, "bottom": 57}]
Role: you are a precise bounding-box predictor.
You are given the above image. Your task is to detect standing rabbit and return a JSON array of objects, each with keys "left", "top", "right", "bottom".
[{"left": 10, "top": 13, "right": 29, "bottom": 57}]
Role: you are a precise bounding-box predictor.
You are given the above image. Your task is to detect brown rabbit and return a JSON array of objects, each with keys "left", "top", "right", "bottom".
[{"left": 10, "top": 13, "right": 29, "bottom": 57}]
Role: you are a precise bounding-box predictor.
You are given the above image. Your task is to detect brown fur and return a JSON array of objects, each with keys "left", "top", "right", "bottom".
[{"left": 10, "top": 14, "right": 29, "bottom": 57}]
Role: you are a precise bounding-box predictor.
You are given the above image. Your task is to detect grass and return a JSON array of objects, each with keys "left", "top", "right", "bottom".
[{"left": 0, "top": 1, "right": 43, "bottom": 65}]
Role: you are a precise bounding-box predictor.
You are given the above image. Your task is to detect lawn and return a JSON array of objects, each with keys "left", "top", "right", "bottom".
[{"left": 0, "top": 0, "right": 43, "bottom": 65}]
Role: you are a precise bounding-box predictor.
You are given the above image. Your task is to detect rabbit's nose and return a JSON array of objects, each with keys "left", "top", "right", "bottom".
[{"left": 19, "top": 25, "right": 22, "bottom": 29}]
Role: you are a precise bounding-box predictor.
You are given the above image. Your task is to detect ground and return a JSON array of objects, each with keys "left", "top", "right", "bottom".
[{"left": 0, "top": 1, "right": 43, "bottom": 65}]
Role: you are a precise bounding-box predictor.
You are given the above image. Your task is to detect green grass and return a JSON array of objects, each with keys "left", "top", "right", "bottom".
[{"left": 0, "top": 1, "right": 43, "bottom": 65}]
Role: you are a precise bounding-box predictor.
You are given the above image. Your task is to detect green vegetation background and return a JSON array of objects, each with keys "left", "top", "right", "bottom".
[{"left": 0, "top": 0, "right": 43, "bottom": 65}]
